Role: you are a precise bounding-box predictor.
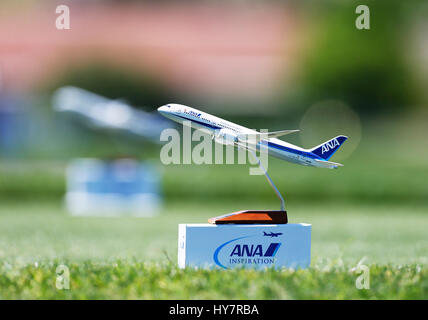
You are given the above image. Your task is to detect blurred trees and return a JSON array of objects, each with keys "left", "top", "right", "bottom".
[
  {"left": 46, "top": 62, "right": 177, "bottom": 111},
  {"left": 296, "top": 1, "right": 421, "bottom": 115}
]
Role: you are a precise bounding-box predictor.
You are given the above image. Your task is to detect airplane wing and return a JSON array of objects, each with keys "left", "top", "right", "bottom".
[
  {"left": 264, "top": 130, "right": 300, "bottom": 138},
  {"left": 238, "top": 129, "right": 299, "bottom": 142},
  {"left": 314, "top": 159, "right": 344, "bottom": 169}
]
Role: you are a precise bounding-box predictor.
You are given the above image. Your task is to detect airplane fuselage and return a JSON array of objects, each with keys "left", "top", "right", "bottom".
[{"left": 158, "top": 104, "right": 341, "bottom": 169}]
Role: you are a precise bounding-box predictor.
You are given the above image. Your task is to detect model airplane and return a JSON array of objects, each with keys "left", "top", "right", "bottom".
[{"left": 158, "top": 104, "right": 347, "bottom": 168}]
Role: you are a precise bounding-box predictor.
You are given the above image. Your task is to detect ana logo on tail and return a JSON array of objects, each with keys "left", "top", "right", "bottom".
[
  {"left": 310, "top": 135, "right": 348, "bottom": 161},
  {"left": 321, "top": 138, "right": 339, "bottom": 154}
]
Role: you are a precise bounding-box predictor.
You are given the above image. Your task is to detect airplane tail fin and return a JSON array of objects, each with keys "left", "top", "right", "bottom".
[
  {"left": 238, "top": 129, "right": 299, "bottom": 142},
  {"left": 309, "top": 135, "right": 348, "bottom": 160}
]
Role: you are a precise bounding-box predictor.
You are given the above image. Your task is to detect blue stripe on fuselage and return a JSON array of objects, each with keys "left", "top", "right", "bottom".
[
  {"left": 174, "top": 114, "right": 221, "bottom": 130},
  {"left": 261, "top": 141, "right": 320, "bottom": 160},
  {"left": 173, "top": 113, "right": 320, "bottom": 160}
]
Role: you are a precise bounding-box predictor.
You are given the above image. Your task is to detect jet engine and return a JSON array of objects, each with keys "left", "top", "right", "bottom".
[{"left": 213, "top": 128, "right": 239, "bottom": 146}]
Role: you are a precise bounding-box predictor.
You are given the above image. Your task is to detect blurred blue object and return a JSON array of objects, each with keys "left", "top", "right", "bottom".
[
  {"left": 65, "top": 158, "right": 162, "bottom": 216},
  {"left": 0, "top": 95, "right": 29, "bottom": 157},
  {"left": 52, "top": 86, "right": 173, "bottom": 143}
]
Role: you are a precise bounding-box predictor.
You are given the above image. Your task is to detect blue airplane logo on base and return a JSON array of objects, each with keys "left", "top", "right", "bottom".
[{"left": 263, "top": 232, "right": 283, "bottom": 238}]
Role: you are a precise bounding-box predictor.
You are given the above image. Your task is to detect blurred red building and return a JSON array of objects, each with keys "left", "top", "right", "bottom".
[{"left": 0, "top": 2, "right": 299, "bottom": 104}]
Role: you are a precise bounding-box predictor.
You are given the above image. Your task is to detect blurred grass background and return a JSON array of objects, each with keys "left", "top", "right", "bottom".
[
  {"left": 2, "top": 116, "right": 428, "bottom": 204},
  {"left": 1, "top": 200, "right": 426, "bottom": 265}
]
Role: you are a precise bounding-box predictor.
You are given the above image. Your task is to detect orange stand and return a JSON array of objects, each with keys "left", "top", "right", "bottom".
[{"left": 208, "top": 210, "right": 287, "bottom": 224}]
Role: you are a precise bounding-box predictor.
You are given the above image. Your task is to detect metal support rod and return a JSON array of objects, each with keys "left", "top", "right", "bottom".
[{"left": 249, "top": 150, "right": 285, "bottom": 211}]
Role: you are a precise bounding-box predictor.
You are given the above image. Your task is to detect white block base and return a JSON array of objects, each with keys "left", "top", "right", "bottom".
[{"left": 178, "top": 223, "right": 311, "bottom": 270}]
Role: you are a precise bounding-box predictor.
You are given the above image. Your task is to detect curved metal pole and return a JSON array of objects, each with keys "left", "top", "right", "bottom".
[{"left": 248, "top": 150, "right": 285, "bottom": 211}]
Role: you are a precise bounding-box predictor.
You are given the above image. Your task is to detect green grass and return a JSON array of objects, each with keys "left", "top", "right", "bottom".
[
  {"left": 0, "top": 200, "right": 426, "bottom": 299},
  {"left": 1, "top": 262, "right": 425, "bottom": 299}
]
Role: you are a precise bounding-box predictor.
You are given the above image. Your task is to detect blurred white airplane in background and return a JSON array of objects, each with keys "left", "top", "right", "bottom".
[{"left": 53, "top": 86, "right": 172, "bottom": 143}]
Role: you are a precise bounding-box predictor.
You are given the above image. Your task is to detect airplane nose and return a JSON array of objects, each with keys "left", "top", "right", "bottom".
[
  {"left": 158, "top": 105, "right": 168, "bottom": 113},
  {"left": 157, "top": 105, "right": 170, "bottom": 114}
]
